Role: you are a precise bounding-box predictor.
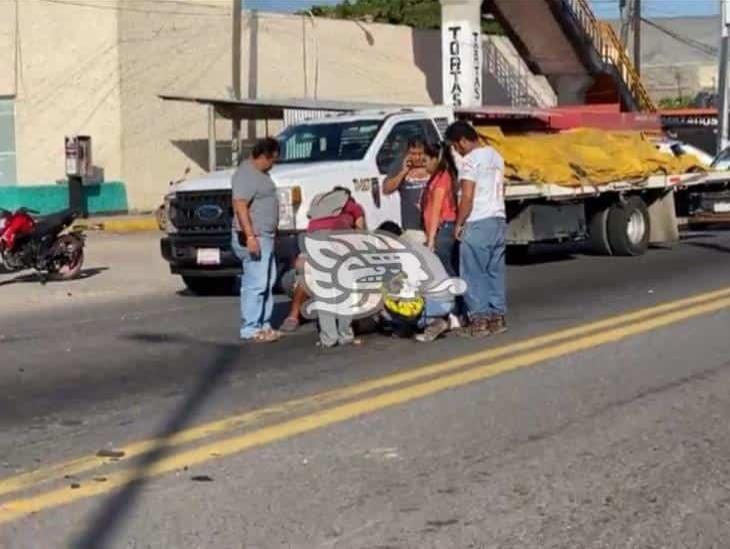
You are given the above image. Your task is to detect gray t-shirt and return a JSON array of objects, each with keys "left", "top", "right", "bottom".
[
  {"left": 388, "top": 154, "right": 429, "bottom": 231},
  {"left": 231, "top": 160, "right": 279, "bottom": 236}
]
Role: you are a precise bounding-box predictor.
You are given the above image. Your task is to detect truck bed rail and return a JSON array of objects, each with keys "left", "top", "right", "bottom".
[{"left": 505, "top": 172, "right": 730, "bottom": 201}]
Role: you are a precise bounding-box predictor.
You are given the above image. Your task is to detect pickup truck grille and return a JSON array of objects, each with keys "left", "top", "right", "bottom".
[{"left": 170, "top": 191, "right": 232, "bottom": 234}]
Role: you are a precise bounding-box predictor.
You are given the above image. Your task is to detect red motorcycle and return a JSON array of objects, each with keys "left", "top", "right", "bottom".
[{"left": 0, "top": 207, "right": 85, "bottom": 282}]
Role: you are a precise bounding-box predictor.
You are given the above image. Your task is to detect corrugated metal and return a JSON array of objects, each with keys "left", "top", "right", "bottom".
[{"left": 283, "top": 109, "right": 338, "bottom": 128}]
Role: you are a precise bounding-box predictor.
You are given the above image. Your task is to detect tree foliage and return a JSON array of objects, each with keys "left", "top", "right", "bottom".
[
  {"left": 658, "top": 96, "right": 696, "bottom": 109},
  {"left": 306, "top": 0, "right": 504, "bottom": 34}
]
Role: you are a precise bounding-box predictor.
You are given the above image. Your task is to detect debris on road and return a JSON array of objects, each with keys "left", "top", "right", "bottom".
[
  {"left": 190, "top": 475, "right": 214, "bottom": 482},
  {"left": 96, "top": 449, "right": 126, "bottom": 459}
]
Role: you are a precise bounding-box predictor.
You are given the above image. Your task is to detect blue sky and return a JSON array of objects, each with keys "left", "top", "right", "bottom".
[{"left": 245, "top": 0, "right": 720, "bottom": 19}]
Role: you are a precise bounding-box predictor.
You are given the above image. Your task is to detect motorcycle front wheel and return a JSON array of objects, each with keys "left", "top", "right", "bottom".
[{"left": 48, "top": 234, "right": 85, "bottom": 281}]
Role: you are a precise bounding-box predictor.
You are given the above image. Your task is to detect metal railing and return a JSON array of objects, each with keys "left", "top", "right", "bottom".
[
  {"left": 484, "top": 36, "right": 556, "bottom": 107},
  {"left": 562, "top": 0, "right": 656, "bottom": 112}
]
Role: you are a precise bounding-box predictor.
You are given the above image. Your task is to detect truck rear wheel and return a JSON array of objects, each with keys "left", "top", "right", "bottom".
[
  {"left": 607, "top": 196, "right": 651, "bottom": 256},
  {"left": 588, "top": 206, "right": 612, "bottom": 256},
  {"left": 182, "top": 276, "right": 237, "bottom": 296}
]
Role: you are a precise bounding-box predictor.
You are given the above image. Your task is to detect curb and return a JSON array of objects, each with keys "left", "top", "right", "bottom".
[{"left": 73, "top": 216, "right": 161, "bottom": 233}]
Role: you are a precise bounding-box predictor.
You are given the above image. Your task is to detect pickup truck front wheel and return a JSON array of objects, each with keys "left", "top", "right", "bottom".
[{"left": 182, "top": 276, "right": 237, "bottom": 296}]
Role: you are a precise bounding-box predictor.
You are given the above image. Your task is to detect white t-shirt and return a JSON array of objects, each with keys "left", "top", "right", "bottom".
[{"left": 459, "top": 146, "right": 506, "bottom": 221}]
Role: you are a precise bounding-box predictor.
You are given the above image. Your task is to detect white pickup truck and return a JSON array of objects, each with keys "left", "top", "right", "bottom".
[{"left": 159, "top": 106, "right": 730, "bottom": 295}]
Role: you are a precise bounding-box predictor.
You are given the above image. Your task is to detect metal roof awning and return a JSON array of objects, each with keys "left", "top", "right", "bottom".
[{"left": 158, "top": 94, "right": 414, "bottom": 120}]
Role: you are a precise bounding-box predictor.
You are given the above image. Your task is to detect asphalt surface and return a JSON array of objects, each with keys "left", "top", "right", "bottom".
[{"left": 2, "top": 231, "right": 730, "bottom": 548}]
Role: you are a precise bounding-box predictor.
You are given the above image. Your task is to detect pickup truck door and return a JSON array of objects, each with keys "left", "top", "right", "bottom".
[{"left": 364, "top": 117, "right": 442, "bottom": 229}]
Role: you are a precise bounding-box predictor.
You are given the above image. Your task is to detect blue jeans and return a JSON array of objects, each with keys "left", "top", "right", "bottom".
[
  {"left": 459, "top": 217, "right": 506, "bottom": 318},
  {"left": 434, "top": 221, "right": 458, "bottom": 278},
  {"left": 231, "top": 234, "right": 277, "bottom": 339},
  {"left": 425, "top": 296, "right": 453, "bottom": 322}
]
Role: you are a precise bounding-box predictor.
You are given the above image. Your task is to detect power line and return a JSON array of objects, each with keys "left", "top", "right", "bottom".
[
  {"left": 38, "top": 0, "right": 230, "bottom": 17},
  {"left": 640, "top": 16, "right": 717, "bottom": 57},
  {"left": 126, "top": 0, "right": 227, "bottom": 7}
]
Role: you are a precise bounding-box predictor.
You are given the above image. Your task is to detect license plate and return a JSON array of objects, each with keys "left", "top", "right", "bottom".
[
  {"left": 196, "top": 248, "right": 220, "bottom": 265},
  {"left": 713, "top": 202, "right": 730, "bottom": 213}
]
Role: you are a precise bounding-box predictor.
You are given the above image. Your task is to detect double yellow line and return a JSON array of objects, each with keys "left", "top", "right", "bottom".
[{"left": 2, "top": 286, "right": 730, "bottom": 524}]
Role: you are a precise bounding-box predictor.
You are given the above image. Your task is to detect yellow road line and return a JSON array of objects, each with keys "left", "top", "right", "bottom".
[
  {"left": 1, "top": 285, "right": 730, "bottom": 500},
  {"left": 1, "top": 294, "right": 729, "bottom": 524}
]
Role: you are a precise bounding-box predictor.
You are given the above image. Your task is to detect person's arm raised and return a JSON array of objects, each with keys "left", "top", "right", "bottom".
[{"left": 383, "top": 154, "right": 411, "bottom": 195}]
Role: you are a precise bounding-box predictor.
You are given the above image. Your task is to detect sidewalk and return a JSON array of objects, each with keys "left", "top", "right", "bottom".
[{"left": 73, "top": 212, "right": 161, "bottom": 233}]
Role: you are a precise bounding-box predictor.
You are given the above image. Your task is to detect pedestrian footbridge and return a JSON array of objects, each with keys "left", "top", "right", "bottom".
[{"left": 441, "top": 0, "right": 655, "bottom": 111}]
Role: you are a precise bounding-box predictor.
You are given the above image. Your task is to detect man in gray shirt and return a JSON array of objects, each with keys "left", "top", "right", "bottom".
[{"left": 231, "top": 137, "right": 281, "bottom": 343}]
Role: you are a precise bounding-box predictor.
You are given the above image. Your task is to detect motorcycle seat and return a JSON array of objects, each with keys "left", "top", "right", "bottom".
[{"left": 33, "top": 209, "right": 77, "bottom": 235}]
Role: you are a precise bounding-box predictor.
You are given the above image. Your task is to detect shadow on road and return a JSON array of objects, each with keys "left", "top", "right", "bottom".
[
  {"left": 0, "top": 267, "right": 108, "bottom": 287},
  {"left": 506, "top": 244, "right": 578, "bottom": 266},
  {"left": 680, "top": 232, "right": 718, "bottom": 241},
  {"left": 687, "top": 241, "right": 730, "bottom": 254},
  {"left": 71, "top": 333, "right": 241, "bottom": 549}
]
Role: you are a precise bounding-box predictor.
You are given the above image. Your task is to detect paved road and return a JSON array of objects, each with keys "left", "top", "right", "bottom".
[{"left": 2, "top": 231, "right": 730, "bottom": 548}]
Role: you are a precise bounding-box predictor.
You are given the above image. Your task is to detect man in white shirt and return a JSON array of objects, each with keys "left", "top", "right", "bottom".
[{"left": 445, "top": 120, "right": 507, "bottom": 337}]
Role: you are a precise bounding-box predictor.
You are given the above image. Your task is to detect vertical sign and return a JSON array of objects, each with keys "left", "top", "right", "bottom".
[
  {"left": 447, "top": 25, "right": 464, "bottom": 106},
  {"left": 442, "top": 19, "right": 482, "bottom": 107},
  {"left": 472, "top": 30, "right": 482, "bottom": 105}
]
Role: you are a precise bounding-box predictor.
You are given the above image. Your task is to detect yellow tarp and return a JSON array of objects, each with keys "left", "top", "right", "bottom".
[{"left": 477, "top": 127, "right": 705, "bottom": 187}]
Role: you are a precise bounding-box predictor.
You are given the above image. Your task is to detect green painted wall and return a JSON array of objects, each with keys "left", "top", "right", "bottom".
[{"left": 0, "top": 182, "right": 128, "bottom": 215}]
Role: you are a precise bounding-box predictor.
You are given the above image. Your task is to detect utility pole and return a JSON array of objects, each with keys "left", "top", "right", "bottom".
[
  {"left": 232, "top": 0, "right": 242, "bottom": 166},
  {"left": 633, "top": 0, "right": 641, "bottom": 75},
  {"left": 619, "top": 0, "right": 630, "bottom": 47},
  {"left": 718, "top": 0, "right": 730, "bottom": 153}
]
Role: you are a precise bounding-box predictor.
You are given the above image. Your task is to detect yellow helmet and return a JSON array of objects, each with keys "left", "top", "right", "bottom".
[
  {"left": 383, "top": 294, "right": 425, "bottom": 321},
  {"left": 381, "top": 272, "right": 424, "bottom": 321}
]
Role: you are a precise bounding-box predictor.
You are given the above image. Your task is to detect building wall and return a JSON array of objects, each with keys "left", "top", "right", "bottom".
[
  {"left": 1, "top": 1, "right": 554, "bottom": 211},
  {"left": 116, "top": 0, "right": 232, "bottom": 211},
  {"left": 0, "top": 1, "right": 16, "bottom": 97},
  {"left": 10, "top": 0, "right": 123, "bottom": 187}
]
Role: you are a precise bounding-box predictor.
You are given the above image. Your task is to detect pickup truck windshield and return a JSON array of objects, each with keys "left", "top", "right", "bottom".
[{"left": 277, "top": 120, "right": 382, "bottom": 164}]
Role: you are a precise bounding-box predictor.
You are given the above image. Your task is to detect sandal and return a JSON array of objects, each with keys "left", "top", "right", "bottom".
[
  {"left": 280, "top": 317, "right": 300, "bottom": 333},
  {"left": 253, "top": 329, "right": 281, "bottom": 343}
]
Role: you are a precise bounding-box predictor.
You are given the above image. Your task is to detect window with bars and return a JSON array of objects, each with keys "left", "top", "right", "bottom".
[{"left": 0, "top": 98, "right": 17, "bottom": 186}]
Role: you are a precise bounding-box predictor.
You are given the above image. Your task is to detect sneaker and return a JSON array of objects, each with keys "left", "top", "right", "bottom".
[
  {"left": 469, "top": 316, "right": 492, "bottom": 338},
  {"left": 448, "top": 313, "right": 462, "bottom": 330},
  {"left": 488, "top": 315, "right": 508, "bottom": 335},
  {"left": 415, "top": 318, "right": 449, "bottom": 343}
]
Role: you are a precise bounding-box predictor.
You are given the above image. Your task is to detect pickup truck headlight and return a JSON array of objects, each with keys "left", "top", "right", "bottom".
[
  {"left": 277, "top": 185, "right": 302, "bottom": 231},
  {"left": 164, "top": 192, "right": 178, "bottom": 234}
]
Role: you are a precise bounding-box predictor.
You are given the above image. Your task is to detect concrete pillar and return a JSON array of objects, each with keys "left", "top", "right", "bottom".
[
  {"left": 440, "top": 0, "right": 483, "bottom": 107},
  {"left": 550, "top": 74, "right": 594, "bottom": 105}
]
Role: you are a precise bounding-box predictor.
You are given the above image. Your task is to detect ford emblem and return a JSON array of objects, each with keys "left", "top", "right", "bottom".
[{"left": 195, "top": 204, "right": 223, "bottom": 222}]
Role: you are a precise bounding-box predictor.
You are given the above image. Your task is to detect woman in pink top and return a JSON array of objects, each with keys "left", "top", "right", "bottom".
[{"left": 422, "top": 142, "right": 458, "bottom": 277}]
